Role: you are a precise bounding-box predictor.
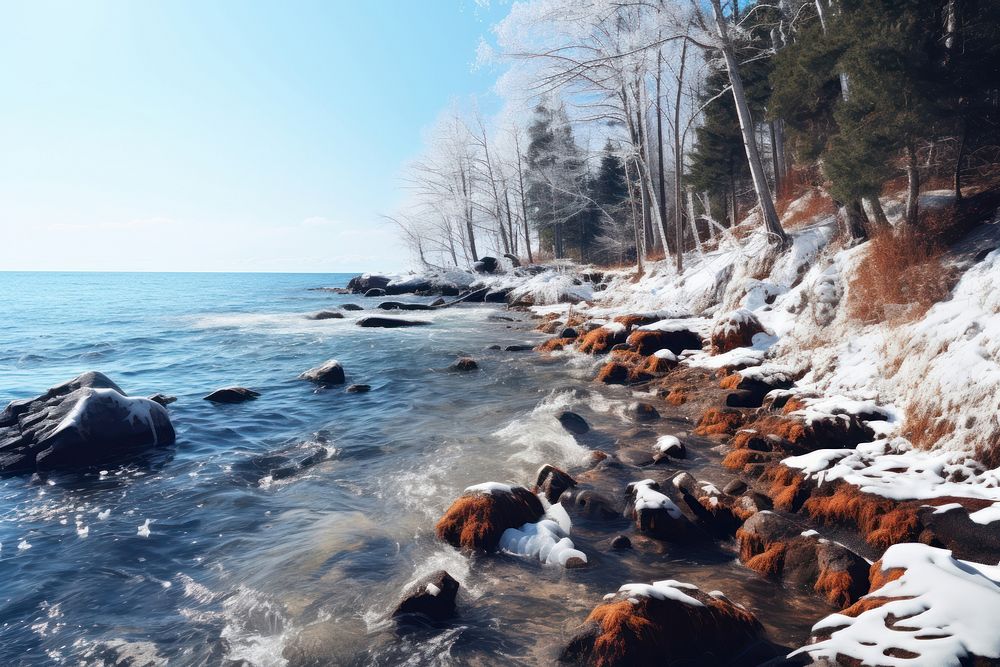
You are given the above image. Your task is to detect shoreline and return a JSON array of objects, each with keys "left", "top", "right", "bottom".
[{"left": 340, "top": 233, "right": 1000, "bottom": 665}]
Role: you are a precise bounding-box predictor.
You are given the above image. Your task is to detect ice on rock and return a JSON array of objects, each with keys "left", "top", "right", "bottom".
[
  {"left": 463, "top": 482, "right": 514, "bottom": 495},
  {"left": 498, "top": 503, "right": 586, "bottom": 567}
]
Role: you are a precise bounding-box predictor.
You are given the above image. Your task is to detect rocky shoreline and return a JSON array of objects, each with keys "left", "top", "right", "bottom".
[
  {"left": 6, "top": 253, "right": 999, "bottom": 665},
  {"left": 335, "top": 256, "right": 1000, "bottom": 666}
]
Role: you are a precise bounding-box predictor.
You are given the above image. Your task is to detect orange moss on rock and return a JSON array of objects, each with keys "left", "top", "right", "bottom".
[
  {"left": 693, "top": 408, "right": 748, "bottom": 436},
  {"left": 536, "top": 337, "right": 573, "bottom": 352},
  {"left": 803, "top": 485, "right": 923, "bottom": 550},
  {"left": 665, "top": 390, "right": 688, "bottom": 406},
  {"left": 722, "top": 448, "right": 769, "bottom": 471},
  {"left": 710, "top": 310, "right": 765, "bottom": 354},
  {"left": 745, "top": 542, "right": 787, "bottom": 577},
  {"left": 435, "top": 486, "right": 544, "bottom": 552},
  {"left": 719, "top": 373, "right": 743, "bottom": 390},
  {"left": 765, "top": 465, "right": 806, "bottom": 511},
  {"left": 596, "top": 362, "right": 631, "bottom": 385},
  {"left": 641, "top": 354, "right": 676, "bottom": 375},
  {"left": 563, "top": 585, "right": 765, "bottom": 666},
  {"left": 578, "top": 326, "right": 628, "bottom": 354}
]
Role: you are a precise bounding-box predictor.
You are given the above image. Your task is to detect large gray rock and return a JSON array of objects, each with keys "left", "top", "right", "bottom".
[
  {"left": 299, "top": 359, "right": 346, "bottom": 385},
  {"left": 0, "top": 372, "right": 175, "bottom": 473}
]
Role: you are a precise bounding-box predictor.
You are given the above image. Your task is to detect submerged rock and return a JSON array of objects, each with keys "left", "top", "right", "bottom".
[
  {"left": 364, "top": 288, "right": 386, "bottom": 297},
  {"left": 341, "top": 303, "right": 363, "bottom": 311},
  {"left": 558, "top": 411, "right": 590, "bottom": 435},
  {"left": 449, "top": 357, "right": 479, "bottom": 372},
  {"left": 306, "top": 310, "right": 344, "bottom": 320},
  {"left": 299, "top": 359, "right": 346, "bottom": 385},
  {"left": 436, "top": 483, "right": 544, "bottom": 552},
  {"left": 356, "top": 317, "right": 431, "bottom": 328},
  {"left": 392, "top": 570, "right": 460, "bottom": 623},
  {"left": 625, "top": 479, "right": 692, "bottom": 540},
  {"left": 560, "top": 580, "right": 769, "bottom": 666},
  {"left": 0, "top": 371, "right": 175, "bottom": 473},
  {"left": 204, "top": 387, "right": 260, "bottom": 403},
  {"left": 148, "top": 393, "right": 177, "bottom": 406},
  {"left": 346, "top": 384, "right": 371, "bottom": 393},
  {"left": 377, "top": 301, "right": 436, "bottom": 311}
]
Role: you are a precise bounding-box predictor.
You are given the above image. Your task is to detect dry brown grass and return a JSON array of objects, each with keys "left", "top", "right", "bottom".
[
  {"left": 536, "top": 337, "right": 573, "bottom": 352},
  {"left": 693, "top": 408, "right": 748, "bottom": 436},
  {"left": 745, "top": 542, "right": 787, "bottom": 577},
  {"left": 665, "top": 389, "right": 688, "bottom": 405},
  {"left": 848, "top": 228, "right": 957, "bottom": 325},
  {"left": 719, "top": 373, "right": 742, "bottom": 390},
  {"left": 578, "top": 327, "right": 627, "bottom": 354},
  {"left": 777, "top": 188, "right": 837, "bottom": 229},
  {"left": 814, "top": 568, "right": 857, "bottom": 608},
  {"left": 803, "top": 486, "right": 921, "bottom": 550},
  {"left": 595, "top": 362, "right": 630, "bottom": 385},
  {"left": 721, "top": 448, "right": 768, "bottom": 471},
  {"left": 766, "top": 465, "right": 806, "bottom": 511},
  {"left": 903, "top": 405, "right": 956, "bottom": 451},
  {"left": 435, "top": 487, "right": 543, "bottom": 552}
]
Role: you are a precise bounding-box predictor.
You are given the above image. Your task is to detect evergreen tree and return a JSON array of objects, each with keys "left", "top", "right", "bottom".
[{"left": 590, "top": 142, "right": 631, "bottom": 263}]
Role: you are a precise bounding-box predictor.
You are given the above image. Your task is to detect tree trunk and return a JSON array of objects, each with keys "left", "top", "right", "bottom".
[
  {"left": 513, "top": 135, "right": 534, "bottom": 263},
  {"left": 460, "top": 166, "right": 478, "bottom": 262},
  {"left": 656, "top": 49, "right": 671, "bottom": 256},
  {"left": 954, "top": 122, "right": 967, "bottom": 202},
  {"left": 844, "top": 199, "right": 869, "bottom": 242},
  {"left": 905, "top": 145, "right": 920, "bottom": 226},
  {"left": 866, "top": 196, "right": 891, "bottom": 230},
  {"left": 769, "top": 121, "right": 782, "bottom": 196},
  {"left": 624, "top": 158, "right": 644, "bottom": 274},
  {"left": 674, "top": 39, "right": 688, "bottom": 272},
  {"left": 710, "top": 0, "right": 789, "bottom": 246}
]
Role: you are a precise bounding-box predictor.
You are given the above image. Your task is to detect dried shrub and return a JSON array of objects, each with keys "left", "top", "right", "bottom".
[
  {"left": 848, "top": 229, "right": 957, "bottom": 325},
  {"left": 693, "top": 408, "right": 748, "bottom": 436},
  {"left": 745, "top": 542, "right": 787, "bottom": 577},
  {"left": 435, "top": 487, "right": 543, "bottom": 552},
  {"left": 536, "top": 337, "right": 573, "bottom": 352},
  {"left": 903, "top": 405, "right": 955, "bottom": 451},
  {"left": 578, "top": 326, "right": 628, "bottom": 354},
  {"left": 803, "top": 485, "right": 922, "bottom": 550},
  {"left": 721, "top": 448, "right": 768, "bottom": 471},
  {"left": 614, "top": 314, "right": 660, "bottom": 328},
  {"left": 665, "top": 390, "right": 688, "bottom": 406}
]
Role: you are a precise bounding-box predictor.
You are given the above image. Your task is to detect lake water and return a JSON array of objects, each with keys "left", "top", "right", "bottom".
[{"left": 0, "top": 272, "right": 826, "bottom": 666}]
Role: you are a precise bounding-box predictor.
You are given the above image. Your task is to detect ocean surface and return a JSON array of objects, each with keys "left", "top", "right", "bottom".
[{"left": 0, "top": 272, "right": 825, "bottom": 666}]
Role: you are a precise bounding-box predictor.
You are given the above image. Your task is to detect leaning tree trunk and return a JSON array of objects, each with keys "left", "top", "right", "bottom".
[
  {"left": 905, "top": 145, "right": 920, "bottom": 226},
  {"left": 710, "top": 0, "right": 789, "bottom": 246},
  {"left": 624, "top": 158, "right": 644, "bottom": 274},
  {"left": 954, "top": 122, "right": 967, "bottom": 202},
  {"left": 866, "top": 196, "right": 891, "bottom": 230}
]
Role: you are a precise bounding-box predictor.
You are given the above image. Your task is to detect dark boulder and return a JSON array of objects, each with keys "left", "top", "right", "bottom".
[
  {"left": 392, "top": 570, "right": 460, "bottom": 623},
  {"left": 534, "top": 464, "right": 577, "bottom": 503},
  {"left": 377, "top": 301, "right": 435, "bottom": 311},
  {"left": 484, "top": 288, "right": 511, "bottom": 303},
  {"left": 561, "top": 489, "right": 620, "bottom": 520},
  {"left": 356, "top": 317, "right": 431, "bottom": 328},
  {"left": 0, "top": 372, "right": 175, "bottom": 473},
  {"left": 204, "top": 387, "right": 260, "bottom": 403},
  {"left": 341, "top": 303, "right": 363, "bottom": 311},
  {"left": 435, "top": 484, "right": 544, "bottom": 552},
  {"left": 560, "top": 327, "right": 579, "bottom": 339},
  {"left": 610, "top": 535, "right": 632, "bottom": 550},
  {"left": 472, "top": 256, "right": 499, "bottom": 274},
  {"left": 558, "top": 411, "right": 590, "bottom": 435},
  {"left": 504, "top": 344, "right": 533, "bottom": 352},
  {"left": 560, "top": 582, "right": 767, "bottom": 666},
  {"left": 625, "top": 479, "right": 692, "bottom": 540},
  {"left": 299, "top": 360, "right": 346, "bottom": 385},
  {"left": 364, "top": 288, "right": 386, "bottom": 297},
  {"left": 346, "top": 274, "right": 390, "bottom": 293},
  {"left": 306, "top": 310, "right": 343, "bottom": 320},
  {"left": 628, "top": 402, "right": 660, "bottom": 422}
]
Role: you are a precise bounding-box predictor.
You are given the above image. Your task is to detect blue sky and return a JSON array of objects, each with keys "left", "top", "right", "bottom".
[{"left": 0, "top": 0, "right": 507, "bottom": 272}]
